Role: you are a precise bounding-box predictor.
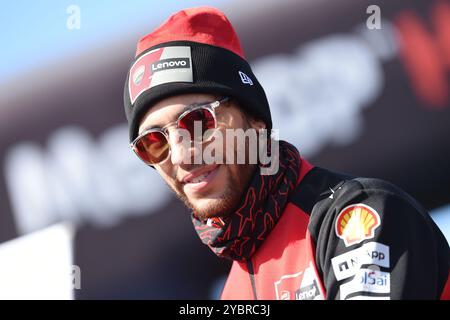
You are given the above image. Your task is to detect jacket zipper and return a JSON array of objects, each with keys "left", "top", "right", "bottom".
[{"left": 246, "top": 259, "right": 258, "bottom": 300}]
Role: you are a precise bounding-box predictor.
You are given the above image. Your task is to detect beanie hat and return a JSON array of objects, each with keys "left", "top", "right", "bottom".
[{"left": 124, "top": 6, "right": 272, "bottom": 143}]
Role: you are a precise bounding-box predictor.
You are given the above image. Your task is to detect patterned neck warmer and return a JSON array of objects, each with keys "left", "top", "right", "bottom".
[{"left": 191, "top": 141, "right": 301, "bottom": 261}]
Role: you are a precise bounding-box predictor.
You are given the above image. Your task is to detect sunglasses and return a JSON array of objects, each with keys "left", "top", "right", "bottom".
[{"left": 131, "top": 97, "right": 229, "bottom": 166}]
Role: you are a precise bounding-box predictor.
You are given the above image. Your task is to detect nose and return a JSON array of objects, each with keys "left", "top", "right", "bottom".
[{"left": 167, "top": 128, "right": 201, "bottom": 165}]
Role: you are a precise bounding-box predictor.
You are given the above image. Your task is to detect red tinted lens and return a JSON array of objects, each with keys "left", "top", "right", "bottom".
[
  {"left": 178, "top": 108, "right": 216, "bottom": 141},
  {"left": 133, "top": 131, "right": 169, "bottom": 165}
]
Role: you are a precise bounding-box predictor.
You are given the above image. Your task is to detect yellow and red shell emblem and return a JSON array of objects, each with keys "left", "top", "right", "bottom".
[{"left": 335, "top": 204, "right": 381, "bottom": 247}]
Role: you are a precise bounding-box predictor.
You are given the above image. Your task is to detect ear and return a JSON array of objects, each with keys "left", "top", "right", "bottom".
[{"left": 249, "top": 118, "right": 266, "bottom": 132}]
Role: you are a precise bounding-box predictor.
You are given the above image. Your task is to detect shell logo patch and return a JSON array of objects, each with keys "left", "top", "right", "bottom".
[{"left": 335, "top": 204, "right": 381, "bottom": 247}]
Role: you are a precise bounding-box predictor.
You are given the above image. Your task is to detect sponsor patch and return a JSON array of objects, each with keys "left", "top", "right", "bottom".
[
  {"left": 274, "top": 262, "right": 325, "bottom": 300},
  {"left": 335, "top": 203, "right": 381, "bottom": 247},
  {"left": 295, "top": 280, "right": 321, "bottom": 300},
  {"left": 128, "top": 46, "right": 193, "bottom": 104},
  {"left": 339, "top": 268, "right": 390, "bottom": 300},
  {"left": 331, "top": 242, "right": 390, "bottom": 281}
]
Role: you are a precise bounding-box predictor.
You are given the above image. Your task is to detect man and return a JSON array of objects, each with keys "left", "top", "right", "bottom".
[{"left": 123, "top": 7, "right": 449, "bottom": 300}]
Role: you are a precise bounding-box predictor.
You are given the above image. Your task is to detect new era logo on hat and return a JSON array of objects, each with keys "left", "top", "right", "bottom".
[{"left": 239, "top": 71, "right": 253, "bottom": 85}]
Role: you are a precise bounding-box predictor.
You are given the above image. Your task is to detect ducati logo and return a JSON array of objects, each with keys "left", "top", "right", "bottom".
[
  {"left": 274, "top": 262, "right": 324, "bottom": 300},
  {"left": 128, "top": 46, "right": 193, "bottom": 104}
]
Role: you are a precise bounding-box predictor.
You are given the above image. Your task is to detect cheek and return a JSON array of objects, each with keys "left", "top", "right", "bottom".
[
  {"left": 225, "top": 164, "right": 238, "bottom": 183},
  {"left": 156, "top": 165, "right": 177, "bottom": 187},
  {"left": 206, "top": 163, "right": 231, "bottom": 191},
  {"left": 217, "top": 119, "right": 251, "bottom": 158}
]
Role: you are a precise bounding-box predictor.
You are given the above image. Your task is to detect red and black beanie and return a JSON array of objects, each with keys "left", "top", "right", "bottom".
[{"left": 124, "top": 6, "right": 272, "bottom": 143}]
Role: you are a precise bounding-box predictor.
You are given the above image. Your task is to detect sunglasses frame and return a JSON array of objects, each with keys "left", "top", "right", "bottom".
[{"left": 130, "top": 97, "right": 229, "bottom": 166}]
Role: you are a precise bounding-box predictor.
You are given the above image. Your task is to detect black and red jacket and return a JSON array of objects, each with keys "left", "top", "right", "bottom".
[{"left": 221, "top": 159, "right": 450, "bottom": 300}]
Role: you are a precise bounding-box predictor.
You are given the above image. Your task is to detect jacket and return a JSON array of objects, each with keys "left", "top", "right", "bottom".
[{"left": 221, "top": 159, "right": 450, "bottom": 300}]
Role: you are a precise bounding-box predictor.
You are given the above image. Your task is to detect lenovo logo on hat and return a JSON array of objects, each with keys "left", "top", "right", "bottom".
[
  {"left": 151, "top": 58, "right": 190, "bottom": 73},
  {"left": 128, "top": 46, "right": 193, "bottom": 104},
  {"left": 239, "top": 71, "right": 253, "bottom": 85}
]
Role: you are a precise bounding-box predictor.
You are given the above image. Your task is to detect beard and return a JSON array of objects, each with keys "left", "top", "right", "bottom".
[
  {"left": 162, "top": 116, "right": 261, "bottom": 221},
  {"left": 170, "top": 163, "right": 257, "bottom": 221}
]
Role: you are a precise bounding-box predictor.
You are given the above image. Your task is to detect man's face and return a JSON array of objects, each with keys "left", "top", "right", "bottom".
[{"left": 138, "top": 93, "right": 265, "bottom": 220}]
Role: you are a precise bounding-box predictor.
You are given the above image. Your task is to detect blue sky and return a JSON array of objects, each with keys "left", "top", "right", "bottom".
[{"left": 0, "top": 0, "right": 227, "bottom": 82}]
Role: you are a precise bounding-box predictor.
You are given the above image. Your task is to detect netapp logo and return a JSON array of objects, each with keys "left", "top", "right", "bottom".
[
  {"left": 331, "top": 242, "right": 390, "bottom": 281},
  {"left": 151, "top": 58, "right": 190, "bottom": 73}
]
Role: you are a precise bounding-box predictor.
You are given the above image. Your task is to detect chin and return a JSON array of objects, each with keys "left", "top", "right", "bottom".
[
  {"left": 191, "top": 196, "right": 236, "bottom": 221},
  {"left": 174, "top": 163, "right": 257, "bottom": 221}
]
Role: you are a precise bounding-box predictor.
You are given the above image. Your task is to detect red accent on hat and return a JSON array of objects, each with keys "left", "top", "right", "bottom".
[{"left": 136, "top": 6, "right": 245, "bottom": 58}]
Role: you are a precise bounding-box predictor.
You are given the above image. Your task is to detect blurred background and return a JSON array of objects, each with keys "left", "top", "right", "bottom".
[{"left": 0, "top": 0, "right": 449, "bottom": 299}]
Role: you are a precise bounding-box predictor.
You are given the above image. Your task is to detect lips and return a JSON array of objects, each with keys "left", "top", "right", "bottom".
[
  {"left": 187, "top": 171, "right": 210, "bottom": 184},
  {"left": 182, "top": 165, "right": 219, "bottom": 184},
  {"left": 182, "top": 164, "right": 220, "bottom": 193}
]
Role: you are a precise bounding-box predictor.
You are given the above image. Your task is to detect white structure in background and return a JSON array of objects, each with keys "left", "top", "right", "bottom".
[
  {"left": 0, "top": 223, "right": 76, "bottom": 300},
  {"left": 4, "top": 124, "right": 170, "bottom": 235}
]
